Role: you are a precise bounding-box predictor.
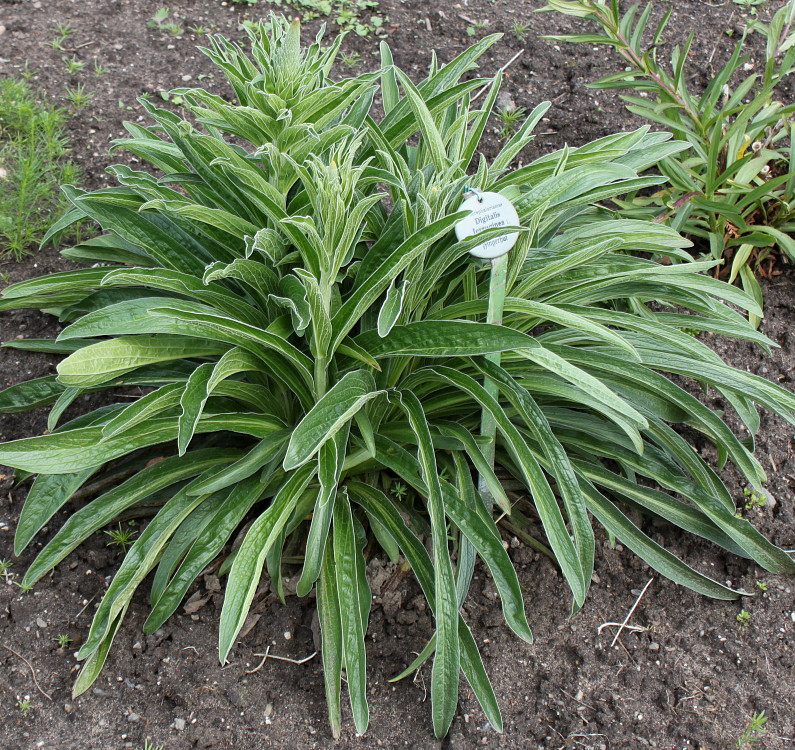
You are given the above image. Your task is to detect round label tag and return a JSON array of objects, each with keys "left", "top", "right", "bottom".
[{"left": 454, "top": 191, "right": 520, "bottom": 260}]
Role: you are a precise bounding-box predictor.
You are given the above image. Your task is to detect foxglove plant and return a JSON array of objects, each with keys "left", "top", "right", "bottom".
[{"left": 0, "top": 17, "right": 793, "bottom": 738}]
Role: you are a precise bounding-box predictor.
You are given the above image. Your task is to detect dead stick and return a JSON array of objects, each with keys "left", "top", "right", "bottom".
[
  {"left": 71, "top": 594, "right": 97, "bottom": 623},
  {"left": 247, "top": 646, "right": 317, "bottom": 674},
  {"left": 2, "top": 644, "right": 53, "bottom": 701},
  {"left": 471, "top": 49, "right": 525, "bottom": 103},
  {"left": 610, "top": 578, "right": 654, "bottom": 648}
]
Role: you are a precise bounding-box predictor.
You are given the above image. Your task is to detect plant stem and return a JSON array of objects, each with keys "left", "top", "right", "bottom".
[
  {"left": 478, "top": 253, "right": 509, "bottom": 510},
  {"left": 590, "top": 3, "right": 707, "bottom": 138}
]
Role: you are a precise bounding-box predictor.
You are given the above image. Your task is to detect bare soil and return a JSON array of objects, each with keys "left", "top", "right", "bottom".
[{"left": 1, "top": 1, "right": 794, "bottom": 749}]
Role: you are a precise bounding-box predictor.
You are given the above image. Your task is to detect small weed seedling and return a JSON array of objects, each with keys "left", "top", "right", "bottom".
[
  {"left": 149, "top": 8, "right": 183, "bottom": 36},
  {"left": 16, "top": 696, "right": 32, "bottom": 715},
  {"left": 755, "top": 580, "right": 768, "bottom": 592},
  {"left": 63, "top": 56, "right": 85, "bottom": 75},
  {"left": 136, "top": 740, "right": 165, "bottom": 750},
  {"left": 48, "top": 22, "right": 74, "bottom": 51},
  {"left": 339, "top": 50, "right": 362, "bottom": 68},
  {"left": 64, "top": 83, "right": 94, "bottom": 111},
  {"left": 53, "top": 634, "right": 73, "bottom": 649},
  {"left": 390, "top": 480, "right": 408, "bottom": 500},
  {"left": 149, "top": 7, "right": 170, "bottom": 29},
  {"left": 743, "top": 487, "right": 767, "bottom": 510},
  {"left": 105, "top": 522, "right": 138, "bottom": 553},
  {"left": 93, "top": 58, "right": 108, "bottom": 76},
  {"left": 512, "top": 21, "right": 531, "bottom": 41},
  {"left": 0, "top": 558, "right": 13, "bottom": 583},
  {"left": 496, "top": 104, "right": 526, "bottom": 141},
  {"left": 737, "top": 710, "right": 768, "bottom": 748},
  {"left": 736, "top": 609, "right": 751, "bottom": 628}
]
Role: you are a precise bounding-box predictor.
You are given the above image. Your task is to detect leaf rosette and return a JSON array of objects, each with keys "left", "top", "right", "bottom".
[{"left": 1, "top": 15, "right": 793, "bottom": 738}]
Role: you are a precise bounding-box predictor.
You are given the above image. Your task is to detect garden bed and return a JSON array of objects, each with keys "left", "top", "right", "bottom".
[{"left": 0, "top": 1, "right": 794, "bottom": 748}]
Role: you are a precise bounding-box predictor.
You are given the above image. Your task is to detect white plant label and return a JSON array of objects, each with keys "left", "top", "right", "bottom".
[{"left": 454, "top": 191, "right": 520, "bottom": 259}]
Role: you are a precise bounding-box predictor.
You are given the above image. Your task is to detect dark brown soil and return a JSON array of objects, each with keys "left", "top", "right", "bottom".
[{"left": 1, "top": 1, "right": 794, "bottom": 749}]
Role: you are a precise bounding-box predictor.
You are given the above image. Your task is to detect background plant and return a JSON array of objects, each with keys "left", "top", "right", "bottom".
[
  {"left": 541, "top": 0, "right": 795, "bottom": 317},
  {"left": 249, "top": 0, "right": 386, "bottom": 36},
  {"left": 1, "top": 16, "right": 794, "bottom": 740},
  {"left": 737, "top": 710, "right": 768, "bottom": 748},
  {"left": 0, "top": 78, "right": 80, "bottom": 258}
]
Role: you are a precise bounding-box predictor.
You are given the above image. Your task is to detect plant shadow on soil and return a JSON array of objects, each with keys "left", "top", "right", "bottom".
[{"left": 0, "top": 1, "right": 794, "bottom": 748}]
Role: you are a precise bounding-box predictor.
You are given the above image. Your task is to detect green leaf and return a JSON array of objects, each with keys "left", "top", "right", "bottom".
[
  {"left": 0, "top": 413, "right": 281, "bottom": 474},
  {"left": 0, "top": 376, "right": 66, "bottom": 413},
  {"left": 14, "top": 469, "right": 96, "bottom": 554},
  {"left": 78, "top": 482, "right": 211, "bottom": 659},
  {"left": 178, "top": 362, "right": 215, "bottom": 455},
  {"left": 331, "top": 213, "right": 466, "bottom": 349},
  {"left": 356, "top": 319, "right": 543, "bottom": 358},
  {"left": 186, "top": 430, "right": 289, "bottom": 496},
  {"left": 146, "top": 474, "right": 265, "bottom": 632},
  {"left": 297, "top": 425, "right": 349, "bottom": 597},
  {"left": 57, "top": 336, "right": 227, "bottom": 388},
  {"left": 284, "top": 371, "right": 382, "bottom": 471},
  {"left": 423, "top": 366, "right": 589, "bottom": 607},
  {"left": 377, "top": 279, "right": 409, "bottom": 338},
  {"left": 333, "top": 490, "right": 369, "bottom": 735},
  {"left": 73, "top": 607, "right": 128, "bottom": 697},
  {"left": 389, "top": 390, "right": 459, "bottom": 739},
  {"left": 317, "top": 541, "right": 343, "bottom": 739},
  {"left": 22, "top": 450, "right": 239, "bottom": 587},
  {"left": 348, "top": 481, "right": 503, "bottom": 732},
  {"left": 582, "top": 482, "right": 742, "bottom": 599},
  {"left": 101, "top": 383, "right": 183, "bottom": 438},
  {"left": 218, "top": 463, "right": 315, "bottom": 663}
]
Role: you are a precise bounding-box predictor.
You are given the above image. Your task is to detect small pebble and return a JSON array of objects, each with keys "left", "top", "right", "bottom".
[
  {"left": 36, "top": 617, "right": 47, "bottom": 629},
  {"left": 649, "top": 642, "right": 660, "bottom": 652},
  {"left": 264, "top": 703, "right": 273, "bottom": 718},
  {"left": 181, "top": 74, "right": 193, "bottom": 82},
  {"left": 63, "top": 703, "right": 74, "bottom": 714},
  {"left": 173, "top": 718, "right": 186, "bottom": 731},
  {"left": 127, "top": 713, "right": 140, "bottom": 723}
]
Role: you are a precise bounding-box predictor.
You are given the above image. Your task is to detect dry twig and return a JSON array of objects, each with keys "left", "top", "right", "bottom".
[
  {"left": 471, "top": 49, "right": 525, "bottom": 103},
  {"left": 2, "top": 644, "right": 52, "bottom": 701},
  {"left": 601, "top": 577, "right": 654, "bottom": 647},
  {"left": 246, "top": 644, "right": 317, "bottom": 674}
]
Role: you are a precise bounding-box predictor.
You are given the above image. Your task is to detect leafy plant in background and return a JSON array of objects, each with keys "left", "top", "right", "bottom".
[
  {"left": 541, "top": 0, "right": 795, "bottom": 317},
  {"left": 733, "top": 0, "right": 769, "bottom": 18},
  {"left": 248, "top": 0, "right": 386, "bottom": 37},
  {"left": 0, "top": 78, "right": 80, "bottom": 258},
  {"left": 148, "top": 7, "right": 183, "bottom": 36},
  {"left": 1, "top": 16, "right": 794, "bottom": 740}
]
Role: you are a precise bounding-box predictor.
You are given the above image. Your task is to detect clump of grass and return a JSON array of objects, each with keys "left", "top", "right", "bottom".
[{"left": 0, "top": 78, "right": 80, "bottom": 259}]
